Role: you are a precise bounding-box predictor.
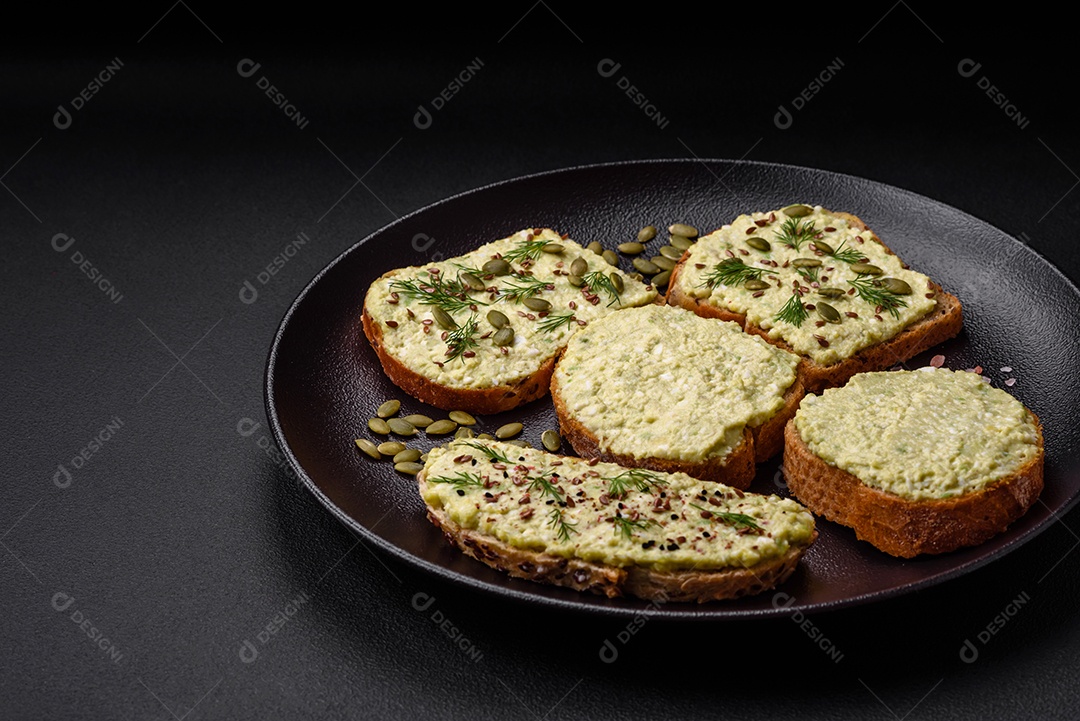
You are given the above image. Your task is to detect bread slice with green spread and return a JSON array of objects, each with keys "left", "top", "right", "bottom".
[
  {"left": 551, "top": 304, "right": 803, "bottom": 490},
  {"left": 362, "top": 228, "right": 659, "bottom": 414},
  {"left": 783, "top": 368, "right": 1044, "bottom": 558},
  {"left": 666, "top": 205, "right": 963, "bottom": 392},
  {"left": 418, "top": 438, "right": 817, "bottom": 602}
]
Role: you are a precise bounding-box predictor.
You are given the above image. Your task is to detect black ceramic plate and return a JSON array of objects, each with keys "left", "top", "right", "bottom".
[{"left": 266, "top": 159, "right": 1080, "bottom": 619}]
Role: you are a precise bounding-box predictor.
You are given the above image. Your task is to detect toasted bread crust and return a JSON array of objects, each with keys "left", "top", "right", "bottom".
[
  {"left": 361, "top": 307, "right": 555, "bottom": 414},
  {"left": 550, "top": 372, "right": 805, "bottom": 489},
  {"left": 666, "top": 212, "right": 964, "bottom": 392},
  {"left": 782, "top": 417, "right": 1044, "bottom": 558},
  {"left": 421, "top": 492, "right": 816, "bottom": 602}
]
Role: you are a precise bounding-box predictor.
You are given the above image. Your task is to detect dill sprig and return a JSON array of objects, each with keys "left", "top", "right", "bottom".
[
  {"left": 459, "top": 441, "right": 514, "bottom": 464},
  {"left": 699, "top": 258, "right": 765, "bottom": 288},
  {"left": 498, "top": 274, "right": 552, "bottom": 302},
  {"left": 827, "top": 240, "right": 864, "bottom": 264},
  {"left": 610, "top": 515, "right": 659, "bottom": 540},
  {"left": 429, "top": 472, "right": 486, "bottom": 491},
  {"left": 451, "top": 262, "right": 487, "bottom": 279},
  {"left": 689, "top": 503, "right": 763, "bottom": 533},
  {"left": 445, "top": 313, "right": 479, "bottom": 363},
  {"left": 548, "top": 509, "right": 578, "bottom": 542},
  {"left": 775, "top": 217, "right": 817, "bottom": 250},
  {"left": 501, "top": 237, "right": 549, "bottom": 263},
  {"left": 537, "top": 312, "right": 578, "bottom": 333},
  {"left": 527, "top": 475, "right": 565, "bottom": 503},
  {"left": 606, "top": 469, "right": 668, "bottom": 498},
  {"left": 848, "top": 276, "right": 908, "bottom": 319},
  {"left": 795, "top": 265, "right": 820, "bottom": 284},
  {"left": 774, "top": 293, "right": 809, "bottom": 327},
  {"left": 389, "top": 274, "right": 485, "bottom": 313},
  {"left": 583, "top": 271, "right": 622, "bottom": 307}
]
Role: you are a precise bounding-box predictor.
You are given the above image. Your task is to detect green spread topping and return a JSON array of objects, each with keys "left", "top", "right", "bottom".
[
  {"left": 553, "top": 305, "right": 799, "bottom": 463},
  {"left": 673, "top": 206, "right": 938, "bottom": 364},
  {"left": 794, "top": 368, "right": 1042, "bottom": 500},
  {"left": 420, "top": 439, "right": 815, "bottom": 570}
]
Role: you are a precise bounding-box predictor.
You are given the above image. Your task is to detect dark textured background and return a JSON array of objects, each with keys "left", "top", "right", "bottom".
[{"left": 4, "top": 7, "right": 1078, "bottom": 720}]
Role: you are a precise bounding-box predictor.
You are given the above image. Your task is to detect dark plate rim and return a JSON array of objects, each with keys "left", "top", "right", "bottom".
[{"left": 265, "top": 157, "right": 1080, "bottom": 620}]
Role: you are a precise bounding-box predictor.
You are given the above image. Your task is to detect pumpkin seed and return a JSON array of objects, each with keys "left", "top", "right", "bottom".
[
  {"left": 493, "top": 327, "right": 515, "bottom": 347},
  {"left": 659, "top": 245, "right": 683, "bottom": 260},
  {"left": 541, "top": 430, "right": 562, "bottom": 452},
  {"left": 633, "top": 258, "right": 660, "bottom": 275},
  {"left": 652, "top": 270, "right": 672, "bottom": 287},
  {"left": 791, "top": 258, "right": 822, "bottom": 268},
  {"left": 811, "top": 239, "right": 834, "bottom": 254},
  {"left": 482, "top": 258, "right": 511, "bottom": 276},
  {"left": 426, "top": 420, "right": 458, "bottom": 435},
  {"left": 376, "top": 400, "right": 400, "bottom": 418},
  {"left": 487, "top": 309, "right": 509, "bottom": 329},
  {"left": 460, "top": 272, "right": 485, "bottom": 291},
  {"left": 668, "top": 223, "right": 698, "bottom": 238},
  {"left": 570, "top": 258, "right": 589, "bottom": 277},
  {"left": 587, "top": 241, "right": 604, "bottom": 255},
  {"left": 817, "top": 302, "right": 841, "bottom": 323},
  {"left": 744, "top": 279, "right": 771, "bottom": 291},
  {"left": 394, "top": 462, "right": 424, "bottom": 476},
  {"left": 567, "top": 274, "right": 585, "bottom": 287},
  {"left": 746, "top": 236, "right": 772, "bottom": 252},
  {"left": 522, "top": 297, "right": 551, "bottom": 312},
  {"left": 651, "top": 256, "right": 676, "bottom": 271},
  {"left": 394, "top": 448, "right": 422, "bottom": 463},
  {"left": 477, "top": 433, "right": 494, "bottom": 440},
  {"left": 454, "top": 427, "right": 475, "bottom": 439},
  {"left": 368, "top": 418, "right": 391, "bottom": 435},
  {"left": 387, "top": 418, "right": 417, "bottom": 436},
  {"left": 449, "top": 410, "right": 477, "bottom": 425},
  {"left": 377, "top": 441, "right": 406, "bottom": 455},
  {"left": 781, "top": 203, "right": 813, "bottom": 217},
  {"left": 850, "top": 262, "right": 883, "bottom": 276},
  {"left": 637, "top": 225, "right": 657, "bottom": 243},
  {"left": 669, "top": 234, "right": 693, "bottom": 250},
  {"left": 602, "top": 249, "right": 619, "bottom": 266},
  {"left": 541, "top": 242, "right": 564, "bottom": 254},
  {"left": 354, "top": 438, "right": 381, "bottom": 460},
  {"left": 618, "top": 242, "right": 645, "bottom": 255},
  {"left": 816, "top": 287, "right": 846, "bottom": 298},
  {"left": 630, "top": 272, "right": 644, "bottom": 282},
  {"left": 878, "top": 277, "right": 913, "bottom": 295},
  {"left": 495, "top": 422, "right": 523, "bottom": 439},
  {"left": 610, "top": 273, "right": 624, "bottom": 293},
  {"left": 505, "top": 440, "right": 531, "bottom": 448},
  {"left": 432, "top": 307, "right": 457, "bottom": 330},
  {"left": 401, "top": 414, "right": 433, "bottom": 428}
]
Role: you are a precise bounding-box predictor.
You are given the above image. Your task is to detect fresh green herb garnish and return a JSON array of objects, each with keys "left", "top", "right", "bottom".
[
  {"left": 497, "top": 274, "right": 551, "bottom": 302},
  {"left": 527, "top": 474, "right": 565, "bottom": 503},
  {"left": 444, "top": 313, "right": 479, "bottom": 363},
  {"left": 459, "top": 442, "right": 514, "bottom": 464},
  {"left": 605, "top": 469, "right": 668, "bottom": 498},
  {"left": 583, "top": 271, "right": 622, "bottom": 307},
  {"left": 828, "top": 240, "right": 864, "bottom": 264},
  {"left": 699, "top": 258, "right": 765, "bottom": 288},
  {"left": 775, "top": 217, "right": 817, "bottom": 250},
  {"left": 795, "top": 265, "right": 820, "bottom": 284},
  {"left": 429, "top": 472, "right": 486, "bottom": 491},
  {"left": 548, "top": 509, "right": 578, "bottom": 542},
  {"left": 848, "top": 275, "right": 908, "bottom": 319},
  {"left": 610, "top": 515, "right": 659, "bottom": 540},
  {"left": 389, "top": 274, "right": 485, "bottom": 313},
  {"left": 689, "top": 503, "right": 763, "bottom": 533},
  {"left": 501, "top": 237, "right": 549, "bottom": 263},
  {"left": 537, "top": 312, "right": 578, "bottom": 333},
  {"left": 774, "top": 293, "right": 809, "bottom": 327}
]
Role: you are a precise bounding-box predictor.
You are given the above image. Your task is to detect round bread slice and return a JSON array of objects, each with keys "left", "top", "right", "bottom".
[
  {"left": 551, "top": 304, "right": 803, "bottom": 490},
  {"left": 419, "top": 439, "right": 818, "bottom": 602},
  {"left": 783, "top": 368, "right": 1044, "bottom": 558},
  {"left": 666, "top": 208, "right": 963, "bottom": 392}
]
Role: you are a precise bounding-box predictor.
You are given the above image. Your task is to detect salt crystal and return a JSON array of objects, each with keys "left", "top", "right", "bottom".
[{"left": 1005, "top": 378, "right": 1017, "bottom": 387}]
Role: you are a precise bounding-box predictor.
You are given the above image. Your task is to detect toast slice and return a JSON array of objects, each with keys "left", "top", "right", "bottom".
[
  {"left": 418, "top": 439, "right": 817, "bottom": 602},
  {"left": 666, "top": 207, "right": 963, "bottom": 392},
  {"left": 783, "top": 368, "right": 1044, "bottom": 558},
  {"left": 550, "top": 304, "right": 803, "bottom": 489},
  {"left": 362, "top": 228, "right": 658, "bottom": 414}
]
